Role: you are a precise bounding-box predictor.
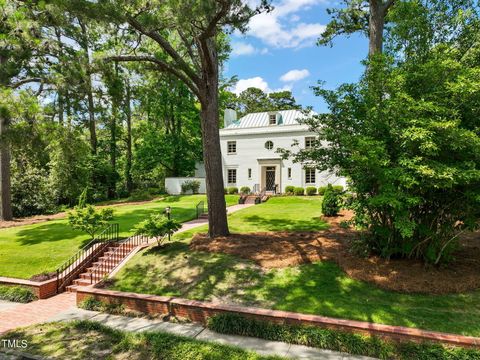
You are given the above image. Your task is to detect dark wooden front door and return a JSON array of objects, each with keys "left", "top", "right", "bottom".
[{"left": 266, "top": 167, "right": 276, "bottom": 191}]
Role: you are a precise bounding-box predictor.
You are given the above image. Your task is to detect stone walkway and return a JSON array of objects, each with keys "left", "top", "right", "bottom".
[{"left": 44, "top": 308, "right": 375, "bottom": 360}]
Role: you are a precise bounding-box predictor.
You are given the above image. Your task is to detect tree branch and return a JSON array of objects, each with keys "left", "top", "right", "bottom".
[
  {"left": 382, "top": 0, "right": 395, "bottom": 14},
  {"left": 126, "top": 16, "right": 201, "bottom": 86},
  {"left": 106, "top": 55, "right": 200, "bottom": 99},
  {"left": 10, "top": 77, "right": 42, "bottom": 89},
  {"left": 199, "top": 0, "right": 229, "bottom": 41}
]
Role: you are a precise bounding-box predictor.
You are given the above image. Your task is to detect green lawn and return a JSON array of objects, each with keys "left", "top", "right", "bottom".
[
  {"left": 5, "top": 320, "right": 280, "bottom": 360},
  {"left": 0, "top": 195, "right": 238, "bottom": 279},
  {"left": 110, "top": 196, "right": 480, "bottom": 337}
]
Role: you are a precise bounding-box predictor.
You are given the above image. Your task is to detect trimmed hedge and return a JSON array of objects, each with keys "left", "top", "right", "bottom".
[
  {"left": 240, "top": 186, "right": 251, "bottom": 194},
  {"left": 306, "top": 186, "right": 317, "bottom": 195},
  {"left": 0, "top": 285, "right": 37, "bottom": 303},
  {"left": 318, "top": 186, "right": 327, "bottom": 195},
  {"left": 285, "top": 185, "right": 295, "bottom": 194},
  {"left": 294, "top": 187, "right": 305, "bottom": 196},
  {"left": 207, "top": 313, "right": 480, "bottom": 360},
  {"left": 332, "top": 185, "right": 344, "bottom": 193},
  {"left": 322, "top": 184, "right": 341, "bottom": 216},
  {"left": 228, "top": 187, "right": 239, "bottom": 194}
]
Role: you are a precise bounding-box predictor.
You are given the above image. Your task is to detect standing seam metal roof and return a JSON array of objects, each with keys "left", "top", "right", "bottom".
[{"left": 224, "top": 110, "right": 310, "bottom": 129}]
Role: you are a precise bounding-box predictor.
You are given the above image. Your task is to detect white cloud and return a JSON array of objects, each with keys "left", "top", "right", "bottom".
[
  {"left": 231, "top": 42, "right": 270, "bottom": 57},
  {"left": 231, "top": 77, "right": 270, "bottom": 95},
  {"left": 231, "top": 42, "right": 256, "bottom": 56},
  {"left": 280, "top": 69, "right": 310, "bottom": 82},
  {"left": 245, "top": 0, "right": 326, "bottom": 48}
]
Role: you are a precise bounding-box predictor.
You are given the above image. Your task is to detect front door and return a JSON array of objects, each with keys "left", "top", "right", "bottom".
[{"left": 265, "top": 166, "right": 276, "bottom": 191}]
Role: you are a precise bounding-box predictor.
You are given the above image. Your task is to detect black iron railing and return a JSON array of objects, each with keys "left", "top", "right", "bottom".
[
  {"left": 56, "top": 223, "right": 119, "bottom": 293},
  {"left": 196, "top": 200, "right": 205, "bottom": 219},
  {"left": 89, "top": 233, "right": 148, "bottom": 284}
]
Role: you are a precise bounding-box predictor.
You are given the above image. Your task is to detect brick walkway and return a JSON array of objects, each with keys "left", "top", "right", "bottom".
[{"left": 0, "top": 293, "right": 76, "bottom": 334}]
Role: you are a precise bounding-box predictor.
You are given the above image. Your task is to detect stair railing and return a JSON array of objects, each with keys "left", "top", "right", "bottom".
[
  {"left": 196, "top": 200, "right": 205, "bottom": 219},
  {"left": 89, "top": 233, "right": 149, "bottom": 284},
  {"left": 56, "top": 223, "right": 119, "bottom": 293}
]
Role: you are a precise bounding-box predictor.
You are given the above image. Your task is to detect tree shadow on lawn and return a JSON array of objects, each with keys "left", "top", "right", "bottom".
[
  {"left": 111, "top": 242, "right": 480, "bottom": 335},
  {"left": 236, "top": 215, "right": 329, "bottom": 232},
  {"left": 15, "top": 222, "right": 87, "bottom": 246}
]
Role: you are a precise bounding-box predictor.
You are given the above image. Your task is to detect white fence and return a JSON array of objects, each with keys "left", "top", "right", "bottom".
[{"left": 165, "top": 177, "right": 206, "bottom": 195}]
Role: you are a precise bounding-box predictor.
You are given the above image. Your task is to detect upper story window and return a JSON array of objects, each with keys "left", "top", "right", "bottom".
[
  {"left": 248, "top": 168, "right": 252, "bottom": 179},
  {"left": 227, "top": 141, "right": 236, "bottom": 154},
  {"left": 288, "top": 168, "right": 292, "bottom": 179},
  {"left": 269, "top": 113, "right": 277, "bottom": 125},
  {"left": 305, "top": 137, "right": 316, "bottom": 149},
  {"left": 265, "top": 140, "right": 274, "bottom": 150},
  {"left": 305, "top": 167, "right": 316, "bottom": 184}
]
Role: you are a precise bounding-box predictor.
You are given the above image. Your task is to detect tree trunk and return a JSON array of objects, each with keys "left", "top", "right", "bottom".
[
  {"left": 369, "top": 0, "right": 385, "bottom": 56},
  {"left": 0, "top": 53, "right": 12, "bottom": 221},
  {"left": 0, "top": 114, "right": 13, "bottom": 221},
  {"left": 199, "top": 40, "right": 229, "bottom": 237},
  {"left": 125, "top": 81, "right": 133, "bottom": 193},
  {"left": 80, "top": 20, "right": 97, "bottom": 154}
]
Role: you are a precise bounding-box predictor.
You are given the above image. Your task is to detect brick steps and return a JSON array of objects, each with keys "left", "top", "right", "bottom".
[{"left": 65, "top": 241, "right": 140, "bottom": 293}]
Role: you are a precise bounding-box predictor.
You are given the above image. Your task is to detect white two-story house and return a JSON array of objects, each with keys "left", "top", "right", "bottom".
[{"left": 197, "top": 109, "right": 346, "bottom": 194}]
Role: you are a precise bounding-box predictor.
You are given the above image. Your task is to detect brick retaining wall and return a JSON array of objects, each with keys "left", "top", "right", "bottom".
[
  {"left": 76, "top": 286, "right": 480, "bottom": 348},
  {"left": 0, "top": 277, "right": 57, "bottom": 299}
]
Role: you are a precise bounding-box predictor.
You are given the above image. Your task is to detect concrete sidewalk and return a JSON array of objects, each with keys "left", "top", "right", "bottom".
[{"left": 46, "top": 308, "right": 376, "bottom": 360}]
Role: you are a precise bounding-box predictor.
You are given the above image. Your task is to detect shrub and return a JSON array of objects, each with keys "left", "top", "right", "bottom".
[
  {"left": 128, "top": 189, "right": 155, "bottom": 202},
  {"left": 318, "top": 186, "right": 328, "bottom": 196},
  {"left": 207, "top": 313, "right": 480, "bottom": 360},
  {"left": 0, "top": 285, "right": 36, "bottom": 303},
  {"left": 132, "top": 213, "right": 181, "bottom": 246},
  {"left": 228, "top": 186, "right": 238, "bottom": 194},
  {"left": 79, "top": 296, "right": 124, "bottom": 315},
  {"left": 224, "top": 188, "right": 228, "bottom": 194},
  {"left": 294, "top": 187, "right": 304, "bottom": 196},
  {"left": 322, "top": 184, "right": 341, "bottom": 216},
  {"left": 306, "top": 186, "right": 317, "bottom": 195},
  {"left": 181, "top": 180, "right": 201, "bottom": 194},
  {"left": 285, "top": 185, "right": 295, "bottom": 194},
  {"left": 332, "top": 185, "right": 344, "bottom": 193},
  {"left": 67, "top": 190, "right": 114, "bottom": 239},
  {"left": 239, "top": 186, "right": 251, "bottom": 194}
]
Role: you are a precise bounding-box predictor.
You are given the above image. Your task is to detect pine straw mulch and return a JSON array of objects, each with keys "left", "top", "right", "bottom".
[{"left": 190, "top": 211, "right": 480, "bottom": 295}]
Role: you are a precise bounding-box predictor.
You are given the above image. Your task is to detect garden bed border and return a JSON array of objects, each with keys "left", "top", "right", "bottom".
[
  {"left": 0, "top": 277, "right": 57, "bottom": 299},
  {"left": 76, "top": 286, "right": 480, "bottom": 348}
]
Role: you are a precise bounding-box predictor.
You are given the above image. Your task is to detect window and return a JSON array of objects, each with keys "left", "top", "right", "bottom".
[
  {"left": 305, "top": 137, "right": 316, "bottom": 149},
  {"left": 227, "top": 141, "right": 236, "bottom": 154},
  {"left": 288, "top": 168, "right": 292, "bottom": 179},
  {"left": 269, "top": 114, "right": 277, "bottom": 125},
  {"left": 265, "top": 140, "right": 274, "bottom": 150},
  {"left": 227, "top": 169, "right": 237, "bottom": 184},
  {"left": 305, "top": 168, "right": 316, "bottom": 184},
  {"left": 248, "top": 168, "right": 252, "bottom": 179}
]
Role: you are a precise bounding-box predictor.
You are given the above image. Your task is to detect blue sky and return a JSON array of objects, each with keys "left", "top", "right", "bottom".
[{"left": 224, "top": 0, "right": 369, "bottom": 112}]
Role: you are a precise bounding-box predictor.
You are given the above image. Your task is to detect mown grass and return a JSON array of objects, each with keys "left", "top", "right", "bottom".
[
  {"left": 110, "top": 196, "right": 480, "bottom": 337},
  {"left": 3, "top": 320, "right": 282, "bottom": 360},
  {"left": 0, "top": 195, "right": 238, "bottom": 279}
]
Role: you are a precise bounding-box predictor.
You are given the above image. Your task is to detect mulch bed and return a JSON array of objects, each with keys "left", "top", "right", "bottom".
[{"left": 190, "top": 211, "right": 480, "bottom": 295}]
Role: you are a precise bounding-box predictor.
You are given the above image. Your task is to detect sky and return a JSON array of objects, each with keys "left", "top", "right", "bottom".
[{"left": 224, "top": 0, "right": 369, "bottom": 113}]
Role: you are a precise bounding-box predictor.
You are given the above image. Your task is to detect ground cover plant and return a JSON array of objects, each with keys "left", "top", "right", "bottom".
[
  {"left": 0, "top": 195, "right": 238, "bottom": 279},
  {"left": 3, "top": 320, "right": 280, "bottom": 360},
  {"left": 108, "top": 197, "right": 480, "bottom": 337},
  {"left": 208, "top": 313, "right": 480, "bottom": 360},
  {"left": 0, "top": 285, "right": 36, "bottom": 303}
]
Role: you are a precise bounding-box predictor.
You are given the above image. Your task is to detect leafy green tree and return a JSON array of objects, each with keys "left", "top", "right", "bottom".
[
  {"left": 60, "top": 0, "right": 272, "bottom": 237},
  {"left": 67, "top": 190, "right": 114, "bottom": 239},
  {"left": 268, "top": 91, "right": 301, "bottom": 111},
  {"left": 133, "top": 213, "right": 181, "bottom": 246},
  {"left": 237, "top": 87, "right": 271, "bottom": 115}
]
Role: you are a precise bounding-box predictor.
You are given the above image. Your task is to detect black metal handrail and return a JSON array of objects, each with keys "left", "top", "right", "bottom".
[
  {"left": 56, "top": 223, "right": 119, "bottom": 293},
  {"left": 89, "top": 233, "right": 149, "bottom": 284},
  {"left": 196, "top": 200, "right": 205, "bottom": 219}
]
